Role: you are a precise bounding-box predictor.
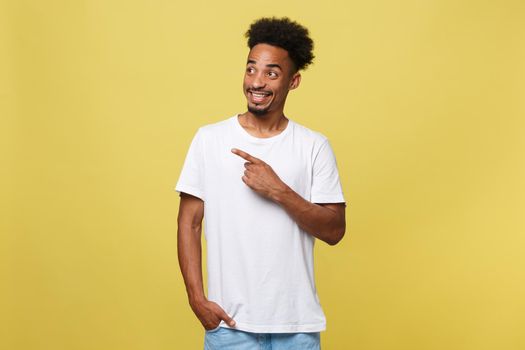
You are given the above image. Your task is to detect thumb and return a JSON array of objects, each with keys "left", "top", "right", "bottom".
[{"left": 216, "top": 307, "right": 236, "bottom": 327}]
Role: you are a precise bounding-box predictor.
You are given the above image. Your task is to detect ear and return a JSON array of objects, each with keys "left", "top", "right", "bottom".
[{"left": 289, "top": 72, "right": 302, "bottom": 90}]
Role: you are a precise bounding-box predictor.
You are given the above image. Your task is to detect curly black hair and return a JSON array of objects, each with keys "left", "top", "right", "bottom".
[{"left": 245, "top": 17, "right": 315, "bottom": 72}]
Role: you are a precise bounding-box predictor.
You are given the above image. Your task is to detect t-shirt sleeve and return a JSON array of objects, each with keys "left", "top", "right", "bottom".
[
  {"left": 310, "top": 139, "right": 346, "bottom": 205},
  {"left": 174, "top": 128, "right": 205, "bottom": 201}
]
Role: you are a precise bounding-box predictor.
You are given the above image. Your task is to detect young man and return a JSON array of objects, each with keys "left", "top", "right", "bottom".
[{"left": 175, "top": 17, "right": 346, "bottom": 350}]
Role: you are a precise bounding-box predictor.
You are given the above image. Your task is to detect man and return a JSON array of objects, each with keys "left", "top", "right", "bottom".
[{"left": 175, "top": 17, "right": 346, "bottom": 350}]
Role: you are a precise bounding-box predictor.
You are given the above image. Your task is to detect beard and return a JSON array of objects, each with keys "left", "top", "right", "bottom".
[{"left": 247, "top": 104, "right": 270, "bottom": 116}]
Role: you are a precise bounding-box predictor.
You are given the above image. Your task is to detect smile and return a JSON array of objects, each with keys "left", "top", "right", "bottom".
[{"left": 249, "top": 90, "right": 272, "bottom": 103}]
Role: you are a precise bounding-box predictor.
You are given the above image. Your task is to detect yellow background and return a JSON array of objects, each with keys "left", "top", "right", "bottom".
[{"left": 2, "top": 0, "right": 524, "bottom": 349}]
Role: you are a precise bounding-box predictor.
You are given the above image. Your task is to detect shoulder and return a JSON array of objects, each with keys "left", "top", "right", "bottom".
[
  {"left": 196, "top": 115, "right": 236, "bottom": 137},
  {"left": 291, "top": 119, "right": 329, "bottom": 147},
  {"left": 187, "top": 115, "right": 235, "bottom": 142}
]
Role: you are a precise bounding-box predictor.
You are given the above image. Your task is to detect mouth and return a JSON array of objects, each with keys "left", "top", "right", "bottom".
[{"left": 248, "top": 90, "right": 272, "bottom": 104}]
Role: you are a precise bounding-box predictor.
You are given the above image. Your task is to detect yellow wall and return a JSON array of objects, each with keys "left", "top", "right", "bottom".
[{"left": 2, "top": 0, "right": 524, "bottom": 349}]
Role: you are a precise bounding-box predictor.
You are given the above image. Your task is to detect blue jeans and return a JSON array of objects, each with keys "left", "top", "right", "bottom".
[{"left": 204, "top": 326, "right": 321, "bottom": 350}]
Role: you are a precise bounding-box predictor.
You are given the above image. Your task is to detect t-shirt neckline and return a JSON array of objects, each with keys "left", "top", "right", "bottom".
[{"left": 232, "top": 114, "right": 293, "bottom": 144}]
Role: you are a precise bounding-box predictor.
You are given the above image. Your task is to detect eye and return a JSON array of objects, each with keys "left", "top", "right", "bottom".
[
  {"left": 246, "top": 67, "right": 255, "bottom": 74},
  {"left": 267, "top": 71, "right": 278, "bottom": 78}
]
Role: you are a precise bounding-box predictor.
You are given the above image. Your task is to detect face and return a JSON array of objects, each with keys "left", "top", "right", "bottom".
[{"left": 243, "top": 43, "right": 301, "bottom": 116}]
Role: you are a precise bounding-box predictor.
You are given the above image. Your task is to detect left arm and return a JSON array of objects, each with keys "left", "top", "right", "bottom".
[
  {"left": 231, "top": 148, "right": 346, "bottom": 245},
  {"left": 273, "top": 186, "right": 346, "bottom": 245}
]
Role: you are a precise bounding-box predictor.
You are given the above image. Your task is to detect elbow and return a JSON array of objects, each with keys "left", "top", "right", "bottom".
[
  {"left": 324, "top": 209, "right": 346, "bottom": 246},
  {"left": 325, "top": 227, "right": 346, "bottom": 246}
]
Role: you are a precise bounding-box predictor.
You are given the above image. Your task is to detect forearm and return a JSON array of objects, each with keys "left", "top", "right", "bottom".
[
  {"left": 271, "top": 184, "right": 345, "bottom": 245},
  {"left": 177, "top": 222, "right": 206, "bottom": 304}
]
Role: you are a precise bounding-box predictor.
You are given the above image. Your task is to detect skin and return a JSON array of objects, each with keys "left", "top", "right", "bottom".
[{"left": 178, "top": 43, "right": 346, "bottom": 331}]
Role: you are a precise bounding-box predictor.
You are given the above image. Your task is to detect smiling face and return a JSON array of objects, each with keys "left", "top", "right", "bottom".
[{"left": 243, "top": 43, "right": 301, "bottom": 116}]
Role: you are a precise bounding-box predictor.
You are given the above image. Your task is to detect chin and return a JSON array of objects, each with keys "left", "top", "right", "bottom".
[{"left": 247, "top": 105, "right": 270, "bottom": 116}]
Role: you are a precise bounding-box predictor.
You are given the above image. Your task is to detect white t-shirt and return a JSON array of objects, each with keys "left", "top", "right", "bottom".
[{"left": 175, "top": 114, "right": 345, "bottom": 333}]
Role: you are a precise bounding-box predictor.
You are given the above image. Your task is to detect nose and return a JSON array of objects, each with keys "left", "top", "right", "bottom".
[{"left": 251, "top": 72, "right": 266, "bottom": 89}]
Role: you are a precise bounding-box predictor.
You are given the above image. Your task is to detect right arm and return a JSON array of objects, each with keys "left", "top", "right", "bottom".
[{"left": 177, "top": 192, "right": 236, "bottom": 330}]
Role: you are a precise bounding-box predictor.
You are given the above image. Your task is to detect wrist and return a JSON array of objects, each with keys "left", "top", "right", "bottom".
[
  {"left": 271, "top": 182, "right": 292, "bottom": 204},
  {"left": 188, "top": 292, "right": 207, "bottom": 307}
]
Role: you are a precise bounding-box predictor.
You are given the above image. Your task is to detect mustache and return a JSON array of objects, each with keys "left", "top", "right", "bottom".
[{"left": 248, "top": 88, "right": 272, "bottom": 94}]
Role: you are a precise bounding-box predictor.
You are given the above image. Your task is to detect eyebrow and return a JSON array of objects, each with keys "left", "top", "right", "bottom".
[{"left": 247, "top": 59, "right": 283, "bottom": 70}]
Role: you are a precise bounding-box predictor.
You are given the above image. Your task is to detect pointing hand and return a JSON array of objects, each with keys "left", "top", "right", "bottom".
[{"left": 231, "top": 148, "right": 288, "bottom": 200}]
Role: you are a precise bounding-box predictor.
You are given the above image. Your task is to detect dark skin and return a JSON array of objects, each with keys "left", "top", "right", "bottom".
[
  {"left": 177, "top": 43, "right": 346, "bottom": 331},
  {"left": 177, "top": 193, "right": 236, "bottom": 330}
]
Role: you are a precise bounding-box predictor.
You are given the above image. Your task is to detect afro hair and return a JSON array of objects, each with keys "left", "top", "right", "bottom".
[{"left": 245, "top": 17, "right": 315, "bottom": 72}]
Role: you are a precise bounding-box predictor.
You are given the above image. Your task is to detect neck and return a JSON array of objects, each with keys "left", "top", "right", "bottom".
[{"left": 241, "top": 109, "right": 288, "bottom": 132}]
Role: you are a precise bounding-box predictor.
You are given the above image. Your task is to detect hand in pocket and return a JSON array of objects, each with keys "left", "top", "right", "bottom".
[{"left": 190, "top": 299, "right": 236, "bottom": 330}]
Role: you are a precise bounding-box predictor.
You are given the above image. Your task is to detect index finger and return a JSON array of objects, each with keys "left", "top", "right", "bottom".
[{"left": 231, "top": 148, "right": 261, "bottom": 164}]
